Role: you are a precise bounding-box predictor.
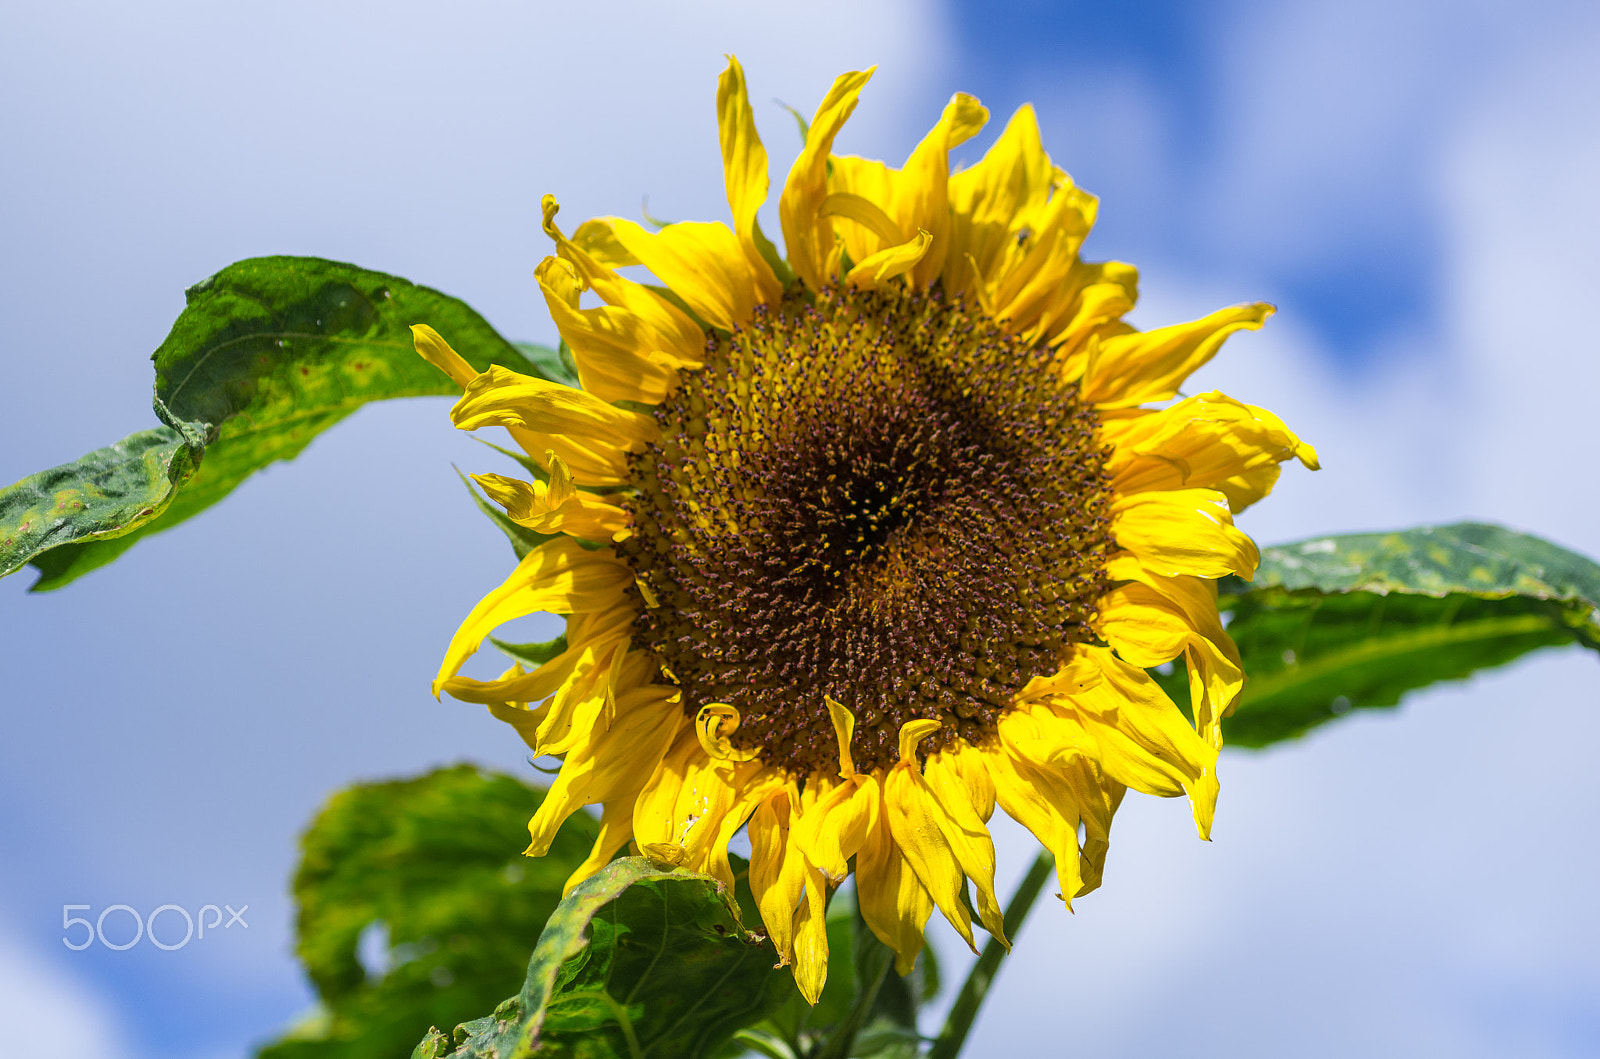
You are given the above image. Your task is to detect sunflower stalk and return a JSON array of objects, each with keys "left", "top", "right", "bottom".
[{"left": 927, "top": 851, "right": 1056, "bottom": 1059}]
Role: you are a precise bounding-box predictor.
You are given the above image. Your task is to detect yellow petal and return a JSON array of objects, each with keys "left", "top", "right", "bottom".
[
  {"left": 996, "top": 715, "right": 1131, "bottom": 900},
  {"left": 1113, "top": 488, "right": 1260, "bottom": 580},
  {"left": 882, "top": 719, "right": 984, "bottom": 951},
  {"left": 818, "top": 191, "right": 905, "bottom": 248},
  {"left": 411, "top": 324, "right": 477, "bottom": 389},
  {"left": 945, "top": 105, "right": 1055, "bottom": 295},
  {"left": 1099, "top": 575, "right": 1244, "bottom": 749},
  {"left": 1042, "top": 648, "right": 1220, "bottom": 839},
  {"left": 571, "top": 218, "right": 639, "bottom": 269},
  {"left": 749, "top": 786, "right": 806, "bottom": 965},
  {"left": 1098, "top": 583, "right": 1193, "bottom": 668},
  {"left": 542, "top": 195, "right": 705, "bottom": 362},
  {"left": 525, "top": 692, "right": 681, "bottom": 856},
  {"left": 695, "top": 703, "right": 760, "bottom": 763},
  {"left": 706, "top": 773, "right": 785, "bottom": 894},
  {"left": 486, "top": 698, "right": 547, "bottom": 752},
  {"left": 534, "top": 256, "right": 687, "bottom": 405},
  {"left": 506, "top": 427, "right": 634, "bottom": 488},
  {"left": 985, "top": 741, "right": 1086, "bottom": 907},
  {"left": 432, "top": 539, "right": 633, "bottom": 695},
  {"left": 529, "top": 647, "right": 654, "bottom": 760},
  {"left": 855, "top": 808, "right": 934, "bottom": 975},
  {"left": 987, "top": 176, "right": 1099, "bottom": 327},
  {"left": 451, "top": 364, "right": 657, "bottom": 448},
  {"left": 604, "top": 218, "right": 759, "bottom": 332},
  {"left": 826, "top": 156, "right": 897, "bottom": 267},
  {"left": 845, "top": 228, "right": 933, "bottom": 290},
  {"left": 793, "top": 774, "right": 879, "bottom": 882},
  {"left": 445, "top": 600, "right": 633, "bottom": 709},
  {"left": 942, "top": 104, "right": 1104, "bottom": 338},
  {"left": 1074, "top": 763, "right": 1126, "bottom": 895},
  {"left": 779, "top": 68, "right": 875, "bottom": 290},
  {"left": 920, "top": 750, "right": 1007, "bottom": 945},
  {"left": 470, "top": 470, "right": 629, "bottom": 542},
  {"left": 1081, "top": 304, "right": 1274, "bottom": 408},
  {"left": 826, "top": 697, "right": 856, "bottom": 778},
  {"left": 1107, "top": 390, "right": 1319, "bottom": 510},
  {"left": 1216, "top": 463, "right": 1285, "bottom": 514},
  {"left": 1038, "top": 259, "right": 1140, "bottom": 355},
  {"left": 897, "top": 718, "right": 943, "bottom": 765},
  {"left": 929, "top": 741, "right": 996, "bottom": 822},
  {"left": 633, "top": 728, "right": 746, "bottom": 872},
  {"left": 716, "top": 55, "right": 784, "bottom": 304},
  {"left": 883, "top": 762, "right": 978, "bottom": 953},
  {"left": 894, "top": 91, "right": 987, "bottom": 287},
  {"left": 791, "top": 864, "right": 831, "bottom": 1004}
]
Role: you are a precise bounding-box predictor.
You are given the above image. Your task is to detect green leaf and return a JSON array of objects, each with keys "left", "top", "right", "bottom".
[
  {"left": 420, "top": 857, "right": 796, "bottom": 1059},
  {"left": 254, "top": 765, "right": 596, "bottom": 1059},
  {"left": 0, "top": 427, "right": 198, "bottom": 581},
  {"left": 514, "top": 341, "right": 580, "bottom": 389},
  {"left": 8, "top": 256, "right": 548, "bottom": 590},
  {"left": 1185, "top": 522, "right": 1600, "bottom": 748},
  {"left": 493, "top": 634, "right": 569, "bottom": 669}
]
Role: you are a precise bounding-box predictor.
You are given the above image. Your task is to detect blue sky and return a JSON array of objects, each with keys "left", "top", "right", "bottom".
[{"left": 2, "top": 1, "right": 1597, "bottom": 1056}]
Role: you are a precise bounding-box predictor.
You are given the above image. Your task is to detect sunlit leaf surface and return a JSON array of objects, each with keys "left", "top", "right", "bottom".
[
  {"left": 1176, "top": 522, "right": 1600, "bottom": 747},
  {"left": 3, "top": 257, "right": 545, "bottom": 589},
  {"left": 416, "top": 858, "right": 795, "bottom": 1059}
]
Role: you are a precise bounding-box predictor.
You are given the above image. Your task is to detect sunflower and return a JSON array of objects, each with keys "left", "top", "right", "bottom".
[{"left": 412, "top": 57, "right": 1317, "bottom": 1003}]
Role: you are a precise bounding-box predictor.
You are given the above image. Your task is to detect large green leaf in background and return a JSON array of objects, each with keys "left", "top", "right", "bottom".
[
  {"left": 255, "top": 765, "right": 595, "bottom": 1059},
  {"left": 1170, "top": 522, "right": 1600, "bottom": 747},
  {"left": 0, "top": 256, "right": 559, "bottom": 590},
  {"left": 414, "top": 858, "right": 796, "bottom": 1059}
]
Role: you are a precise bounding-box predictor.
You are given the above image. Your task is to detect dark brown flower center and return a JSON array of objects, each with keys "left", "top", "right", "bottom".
[{"left": 619, "top": 286, "right": 1113, "bottom": 776}]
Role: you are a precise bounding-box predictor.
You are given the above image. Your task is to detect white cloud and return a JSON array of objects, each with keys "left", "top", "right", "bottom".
[
  {"left": 1201, "top": 0, "right": 1599, "bottom": 269},
  {"left": 0, "top": 932, "right": 127, "bottom": 1059},
  {"left": 1444, "top": 29, "right": 1600, "bottom": 551}
]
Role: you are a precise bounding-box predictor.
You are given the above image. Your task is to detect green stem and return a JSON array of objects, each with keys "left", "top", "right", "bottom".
[{"left": 927, "top": 851, "right": 1055, "bottom": 1059}]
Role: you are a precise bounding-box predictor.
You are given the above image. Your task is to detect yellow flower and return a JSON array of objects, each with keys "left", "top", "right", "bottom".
[{"left": 414, "top": 57, "right": 1318, "bottom": 1003}]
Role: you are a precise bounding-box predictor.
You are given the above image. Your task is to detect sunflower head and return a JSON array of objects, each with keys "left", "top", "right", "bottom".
[{"left": 415, "top": 56, "right": 1318, "bottom": 1003}]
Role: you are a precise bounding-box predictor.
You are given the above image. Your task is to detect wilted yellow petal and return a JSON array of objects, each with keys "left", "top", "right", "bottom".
[
  {"left": 845, "top": 228, "right": 933, "bottom": 289},
  {"left": 1082, "top": 304, "right": 1274, "bottom": 408},
  {"left": 780, "top": 68, "right": 875, "bottom": 289},
  {"left": 604, "top": 218, "right": 760, "bottom": 332},
  {"left": 716, "top": 55, "right": 784, "bottom": 303},
  {"left": 1114, "top": 488, "right": 1260, "bottom": 580},
  {"left": 411, "top": 324, "right": 478, "bottom": 389},
  {"left": 432, "top": 540, "right": 633, "bottom": 695}
]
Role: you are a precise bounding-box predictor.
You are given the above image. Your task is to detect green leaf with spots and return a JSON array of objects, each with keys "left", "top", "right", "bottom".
[
  {"left": 0, "top": 427, "right": 199, "bottom": 582},
  {"left": 416, "top": 857, "right": 796, "bottom": 1059},
  {"left": 1167, "top": 522, "right": 1600, "bottom": 747},
  {"left": 254, "top": 765, "right": 595, "bottom": 1059},
  {"left": 6, "top": 256, "right": 555, "bottom": 590}
]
